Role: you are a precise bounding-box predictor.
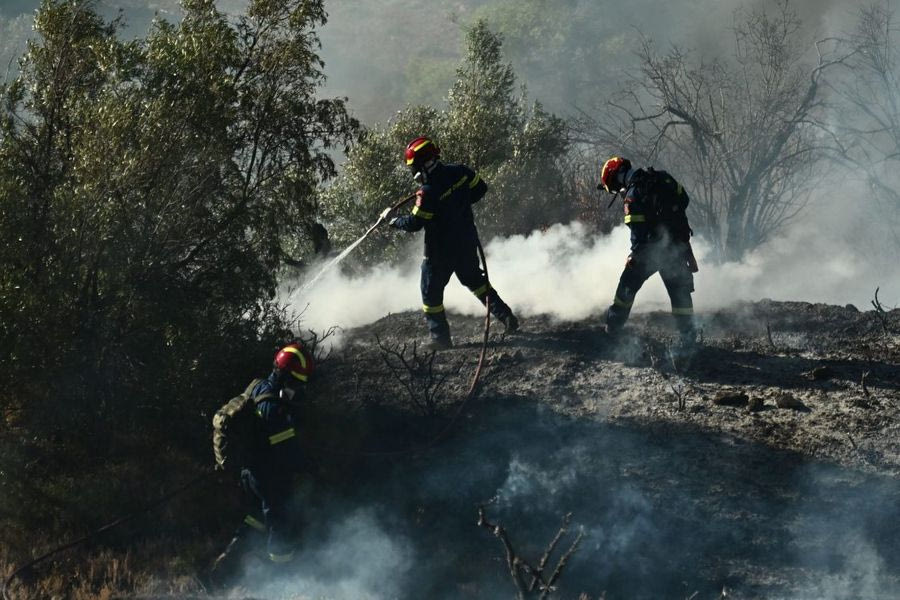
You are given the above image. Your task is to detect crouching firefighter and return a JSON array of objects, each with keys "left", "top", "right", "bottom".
[
  {"left": 210, "top": 342, "right": 314, "bottom": 580},
  {"left": 383, "top": 136, "right": 519, "bottom": 349},
  {"left": 598, "top": 157, "right": 699, "bottom": 345}
]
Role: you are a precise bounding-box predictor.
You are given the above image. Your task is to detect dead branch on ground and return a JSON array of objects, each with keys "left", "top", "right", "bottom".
[
  {"left": 765, "top": 321, "right": 777, "bottom": 351},
  {"left": 871, "top": 287, "right": 892, "bottom": 337},
  {"left": 477, "top": 504, "right": 584, "bottom": 599}
]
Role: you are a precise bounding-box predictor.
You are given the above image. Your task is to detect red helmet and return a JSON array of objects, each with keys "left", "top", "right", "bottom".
[
  {"left": 273, "top": 343, "right": 314, "bottom": 382},
  {"left": 404, "top": 136, "right": 440, "bottom": 167},
  {"left": 599, "top": 156, "right": 632, "bottom": 193}
]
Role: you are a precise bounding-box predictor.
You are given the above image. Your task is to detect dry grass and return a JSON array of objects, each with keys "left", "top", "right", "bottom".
[{"left": 3, "top": 543, "right": 212, "bottom": 600}]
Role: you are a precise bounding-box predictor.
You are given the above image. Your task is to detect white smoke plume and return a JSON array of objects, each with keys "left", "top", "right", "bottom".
[
  {"left": 287, "top": 218, "right": 900, "bottom": 338},
  {"left": 241, "top": 508, "right": 413, "bottom": 600}
]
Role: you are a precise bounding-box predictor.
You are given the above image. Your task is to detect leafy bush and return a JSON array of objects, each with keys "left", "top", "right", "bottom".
[{"left": 0, "top": 0, "right": 357, "bottom": 554}]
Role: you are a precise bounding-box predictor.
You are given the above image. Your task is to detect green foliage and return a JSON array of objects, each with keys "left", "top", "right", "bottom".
[
  {"left": 0, "top": 0, "right": 357, "bottom": 548},
  {"left": 320, "top": 20, "right": 569, "bottom": 267}
]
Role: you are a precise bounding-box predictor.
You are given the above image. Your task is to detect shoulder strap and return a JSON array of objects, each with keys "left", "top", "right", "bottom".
[{"left": 246, "top": 378, "right": 278, "bottom": 405}]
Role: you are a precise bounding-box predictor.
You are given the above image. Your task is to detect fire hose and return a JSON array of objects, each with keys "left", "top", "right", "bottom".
[{"left": 1, "top": 196, "right": 497, "bottom": 598}]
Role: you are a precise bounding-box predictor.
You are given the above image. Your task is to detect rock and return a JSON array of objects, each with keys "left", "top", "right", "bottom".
[
  {"left": 775, "top": 393, "right": 806, "bottom": 410},
  {"left": 747, "top": 396, "right": 765, "bottom": 412},
  {"left": 808, "top": 365, "right": 834, "bottom": 380},
  {"left": 845, "top": 303, "right": 859, "bottom": 312},
  {"left": 713, "top": 391, "right": 749, "bottom": 407}
]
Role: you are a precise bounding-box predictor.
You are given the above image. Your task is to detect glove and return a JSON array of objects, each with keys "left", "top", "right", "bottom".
[
  {"left": 379, "top": 207, "right": 393, "bottom": 220},
  {"left": 388, "top": 216, "right": 401, "bottom": 228}
]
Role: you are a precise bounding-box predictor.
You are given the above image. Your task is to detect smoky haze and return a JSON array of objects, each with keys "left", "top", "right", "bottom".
[
  {"left": 289, "top": 215, "right": 900, "bottom": 338},
  {"left": 231, "top": 404, "right": 900, "bottom": 599}
]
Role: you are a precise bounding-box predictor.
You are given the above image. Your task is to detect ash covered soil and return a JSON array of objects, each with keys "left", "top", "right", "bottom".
[
  {"left": 286, "top": 299, "right": 900, "bottom": 599},
  {"left": 320, "top": 299, "right": 900, "bottom": 476}
]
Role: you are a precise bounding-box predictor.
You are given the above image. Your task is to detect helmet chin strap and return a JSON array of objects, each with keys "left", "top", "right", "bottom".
[{"left": 413, "top": 159, "right": 439, "bottom": 184}]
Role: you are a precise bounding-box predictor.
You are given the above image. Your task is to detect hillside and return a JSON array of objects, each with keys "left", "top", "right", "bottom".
[
  {"left": 323, "top": 299, "right": 900, "bottom": 475},
  {"left": 277, "top": 299, "right": 900, "bottom": 600},
  {"left": 6, "top": 299, "right": 900, "bottom": 600}
]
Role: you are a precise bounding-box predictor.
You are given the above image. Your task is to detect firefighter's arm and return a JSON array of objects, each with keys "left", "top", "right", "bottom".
[
  {"left": 391, "top": 188, "right": 433, "bottom": 232},
  {"left": 623, "top": 191, "right": 650, "bottom": 244},
  {"left": 467, "top": 169, "right": 488, "bottom": 204}
]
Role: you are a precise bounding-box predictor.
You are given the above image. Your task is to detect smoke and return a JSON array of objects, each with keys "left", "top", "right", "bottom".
[
  {"left": 287, "top": 216, "right": 900, "bottom": 338},
  {"left": 229, "top": 405, "right": 900, "bottom": 599},
  {"left": 240, "top": 508, "right": 414, "bottom": 600}
]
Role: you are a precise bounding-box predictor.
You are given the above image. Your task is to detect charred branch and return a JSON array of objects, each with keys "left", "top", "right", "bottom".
[
  {"left": 477, "top": 505, "right": 584, "bottom": 600},
  {"left": 375, "top": 333, "right": 464, "bottom": 418}
]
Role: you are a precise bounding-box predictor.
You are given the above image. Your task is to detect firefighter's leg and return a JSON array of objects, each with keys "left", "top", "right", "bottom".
[
  {"left": 454, "top": 249, "right": 516, "bottom": 329},
  {"left": 243, "top": 469, "right": 297, "bottom": 565},
  {"left": 605, "top": 254, "right": 654, "bottom": 334},
  {"left": 660, "top": 258, "right": 696, "bottom": 343},
  {"left": 262, "top": 476, "right": 295, "bottom": 564},
  {"left": 421, "top": 258, "right": 453, "bottom": 344},
  {"left": 210, "top": 471, "right": 268, "bottom": 583}
]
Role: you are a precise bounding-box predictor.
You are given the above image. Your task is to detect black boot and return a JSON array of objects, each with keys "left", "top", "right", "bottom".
[
  {"left": 425, "top": 336, "right": 453, "bottom": 350},
  {"left": 500, "top": 313, "right": 519, "bottom": 333}
]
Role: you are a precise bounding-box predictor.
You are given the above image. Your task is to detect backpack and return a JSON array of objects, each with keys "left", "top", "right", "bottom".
[
  {"left": 212, "top": 378, "right": 275, "bottom": 472},
  {"left": 633, "top": 168, "right": 692, "bottom": 241}
]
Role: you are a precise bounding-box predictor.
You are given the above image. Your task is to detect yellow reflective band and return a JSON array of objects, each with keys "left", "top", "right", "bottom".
[
  {"left": 422, "top": 304, "right": 445, "bottom": 314},
  {"left": 470, "top": 283, "right": 491, "bottom": 296},
  {"left": 411, "top": 205, "right": 434, "bottom": 220},
  {"left": 269, "top": 427, "right": 296, "bottom": 445},
  {"left": 613, "top": 295, "right": 633, "bottom": 308},
  {"left": 244, "top": 515, "right": 266, "bottom": 532},
  {"left": 269, "top": 551, "right": 294, "bottom": 563},
  {"left": 672, "top": 307, "right": 694, "bottom": 315},
  {"left": 468, "top": 173, "right": 481, "bottom": 188},
  {"left": 406, "top": 140, "right": 432, "bottom": 164},
  {"left": 677, "top": 183, "right": 684, "bottom": 195},
  {"left": 281, "top": 346, "right": 307, "bottom": 369},
  {"left": 440, "top": 175, "right": 469, "bottom": 200},
  {"left": 280, "top": 346, "right": 308, "bottom": 381},
  {"left": 624, "top": 214, "right": 646, "bottom": 224}
]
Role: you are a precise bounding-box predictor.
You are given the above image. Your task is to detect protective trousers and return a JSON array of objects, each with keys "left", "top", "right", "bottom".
[
  {"left": 239, "top": 467, "right": 295, "bottom": 563},
  {"left": 421, "top": 251, "right": 513, "bottom": 343},
  {"left": 605, "top": 242, "right": 696, "bottom": 339}
]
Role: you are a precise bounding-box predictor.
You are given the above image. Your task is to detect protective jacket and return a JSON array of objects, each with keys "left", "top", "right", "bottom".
[
  {"left": 391, "top": 162, "right": 487, "bottom": 260},
  {"left": 245, "top": 374, "right": 302, "bottom": 475},
  {"left": 622, "top": 168, "right": 691, "bottom": 250}
]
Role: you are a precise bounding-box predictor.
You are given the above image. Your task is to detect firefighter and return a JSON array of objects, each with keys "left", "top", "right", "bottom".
[
  {"left": 383, "top": 136, "right": 519, "bottom": 349},
  {"left": 598, "top": 157, "right": 699, "bottom": 345},
  {"left": 211, "top": 343, "right": 314, "bottom": 581}
]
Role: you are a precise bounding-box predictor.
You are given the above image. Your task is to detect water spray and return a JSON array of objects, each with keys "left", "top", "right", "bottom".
[{"left": 291, "top": 193, "right": 417, "bottom": 299}]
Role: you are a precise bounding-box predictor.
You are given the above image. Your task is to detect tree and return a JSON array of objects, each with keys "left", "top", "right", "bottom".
[
  {"left": 0, "top": 0, "right": 357, "bottom": 436},
  {"left": 320, "top": 20, "right": 569, "bottom": 268},
  {"left": 825, "top": 2, "right": 900, "bottom": 251},
  {"left": 575, "top": 0, "right": 833, "bottom": 262}
]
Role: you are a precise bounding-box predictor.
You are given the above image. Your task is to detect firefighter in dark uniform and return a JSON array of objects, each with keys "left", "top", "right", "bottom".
[
  {"left": 384, "top": 136, "right": 519, "bottom": 349},
  {"left": 212, "top": 343, "right": 313, "bottom": 580},
  {"left": 598, "top": 157, "right": 699, "bottom": 344}
]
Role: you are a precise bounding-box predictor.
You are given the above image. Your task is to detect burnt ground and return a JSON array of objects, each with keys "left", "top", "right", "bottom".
[
  {"left": 101, "top": 300, "right": 900, "bottom": 600},
  {"left": 277, "top": 299, "right": 900, "bottom": 600},
  {"left": 320, "top": 299, "right": 900, "bottom": 477}
]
